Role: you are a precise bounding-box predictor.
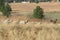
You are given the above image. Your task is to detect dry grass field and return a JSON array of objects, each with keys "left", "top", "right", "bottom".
[
  {"left": 10, "top": 2, "right": 60, "bottom": 12},
  {"left": 0, "top": 2, "right": 60, "bottom": 40},
  {"left": 0, "top": 16, "right": 60, "bottom": 40},
  {"left": 0, "top": 21, "right": 60, "bottom": 40}
]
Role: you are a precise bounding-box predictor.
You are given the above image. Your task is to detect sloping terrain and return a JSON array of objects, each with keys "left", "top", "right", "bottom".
[
  {"left": 0, "top": 21, "right": 60, "bottom": 40},
  {"left": 10, "top": 2, "right": 60, "bottom": 12}
]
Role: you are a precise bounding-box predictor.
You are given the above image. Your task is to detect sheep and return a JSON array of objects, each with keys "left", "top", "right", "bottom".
[
  {"left": 2, "top": 18, "right": 13, "bottom": 24},
  {"left": 19, "top": 20, "right": 25, "bottom": 24},
  {"left": 24, "top": 20, "right": 28, "bottom": 24},
  {"left": 19, "top": 20, "right": 29, "bottom": 24},
  {"left": 7, "top": 19, "right": 13, "bottom": 24},
  {"left": 50, "top": 19, "right": 58, "bottom": 24},
  {"left": 15, "top": 20, "right": 20, "bottom": 25},
  {"left": 3, "top": 19, "right": 9, "bottom": 24},
  {"left": 34, "top": 22, "right": 41, "bottom": 27},
  {"left": 12, "top": 20, "right": 17, "bottom": 24}
]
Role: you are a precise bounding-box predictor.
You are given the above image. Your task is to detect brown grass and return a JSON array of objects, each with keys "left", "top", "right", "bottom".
[
  {"left": 0, "top": 21, "right": 60, "bottom": 40},
  {"left": 10, "top": 2, "right": 60, "bottom": 12}
]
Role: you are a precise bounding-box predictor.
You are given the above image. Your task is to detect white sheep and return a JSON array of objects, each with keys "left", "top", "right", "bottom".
[
  {"left": 3, "top": 19, "right": 9, "bottom": 23},
  {"left": 8, "top": 20, "right": 13, "bottom": 24},
  {"left": 19, "top": 20, "right": 25, "bottom": 24},
  {"left": 3, "top": 19, "right": 13, "bottom": 24},
  {"left": 12, "top": 20, "right": 17, "bottom": 24}
]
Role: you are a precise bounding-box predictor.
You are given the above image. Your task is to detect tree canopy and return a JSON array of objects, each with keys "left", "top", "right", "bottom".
[
  {"left": 0, "top": 0, "right": 12, "bottom": 17},
  {"left": 33, "top": 6, "right": 44, "bottom": 19}
]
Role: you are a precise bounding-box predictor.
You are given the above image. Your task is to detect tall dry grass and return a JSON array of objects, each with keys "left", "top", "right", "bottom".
[{"left": 0, "top": 22, "right": 60, "bottom": 40}]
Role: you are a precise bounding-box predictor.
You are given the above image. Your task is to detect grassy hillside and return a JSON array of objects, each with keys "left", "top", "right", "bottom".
[
  {"left": 10, "top": 2, "right": 60, "bottom": 12},
  {"left": 0, "top": 22, "right": 60, "bottom": 40},
  {"left": 0, "top": 2, "right": 60, "bottom": 40}
]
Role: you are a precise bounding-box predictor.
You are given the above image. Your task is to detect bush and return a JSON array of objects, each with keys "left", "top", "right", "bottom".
[
  {"left": 0, "top": 0, "right": 4, "bottom": 6},
  {"left": 0, "top": 0, "right": 12, "bottom": 17},
  {"left": 33, "top": 6, "right": 44, "bottom": 19},
  {"left": 0, "top": 3, "right": 12, "bottom": 17},
  {"left": 0, "top": 0, "right": 4, "bottom": 11},
  {"left": 2, "top": 3, "right": 12, "bottom": 17}
]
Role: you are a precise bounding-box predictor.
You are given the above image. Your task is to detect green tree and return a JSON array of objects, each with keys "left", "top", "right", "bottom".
[
  {"left": 33, "top": 6, "right": 44, "bottom": 19},
  {"left": 2, "top": 3, "right": 11, "bottom": 17},
  {"left": 0, "top": 0, "right": 12, "bottom": 17},
  {"left": 0, "top": 0, "right": 4, "bottom": 6},
  {"left": 0, "top": 0, "right": 5, "bottom": 11}
]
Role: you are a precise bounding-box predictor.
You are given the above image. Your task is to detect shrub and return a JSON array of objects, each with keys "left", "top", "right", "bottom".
[
  {"left": 0, "top": 0, "right": 4, "bottom": 6},
  {"left": 0, "top": 3, "right": 12, "bottom": 17},
  {"left": 33, "top": 6, "right": 44, "bottom": 19},
  {"left": 0, "top": 0, "right": 4, "bottom": 11},
  {"left": 0, "top": 0, "right": 12, "bottom": 17}
]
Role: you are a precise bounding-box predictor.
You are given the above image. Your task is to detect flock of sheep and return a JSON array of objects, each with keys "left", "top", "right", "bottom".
[
  {"left": 0, "top": 19, "right": 39, "bottom": 24},
  {"left": 0, "top": 18, "right": 60, "bottom": 26}
]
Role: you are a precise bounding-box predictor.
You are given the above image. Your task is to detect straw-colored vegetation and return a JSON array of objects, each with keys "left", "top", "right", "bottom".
[
  {"left": 0, "top": 19, "right": 60, "bottom": 40},
  {"left": 0, "top": 1, "right": 60, "bottom": 40}
]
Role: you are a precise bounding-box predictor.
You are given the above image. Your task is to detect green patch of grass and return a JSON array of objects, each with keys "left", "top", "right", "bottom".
[
  {"left": 14, "top": 11, "right": 60, "bottom": 20},
  {"left": 44, "top": 12, "right": 60, "bottom": 20}
]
